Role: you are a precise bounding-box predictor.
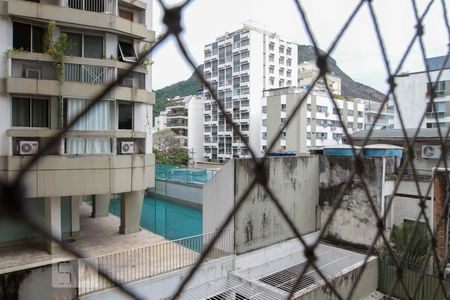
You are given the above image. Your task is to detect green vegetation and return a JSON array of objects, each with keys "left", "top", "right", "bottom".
[
  {"left": 153, "top": 66, "right": 202, "bottom": 118},
  {"left": 153, "top": 129, "right": 189, "bottom": 165}
]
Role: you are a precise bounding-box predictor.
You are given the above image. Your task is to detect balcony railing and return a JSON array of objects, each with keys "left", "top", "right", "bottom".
[
  {"left": 65, "top": 63, "right": 115, "bottom": 84},
  {"left": 63, "top": 0, "right": 116, "bottom": 14},
  {"left": 78, "top": 230, "right": 233, "bottom": 295}
]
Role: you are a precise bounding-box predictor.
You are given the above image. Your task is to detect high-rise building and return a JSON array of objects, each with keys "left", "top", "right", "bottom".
[
  {"left": 364, "top": 99, "right": 394, "bottom": 130},
  {"left": 0, "top": 0, "right": 155, "bottom": 251},
  {"left": 261, "top": 87, "right": 365, "bottom": 153},
  {"left": 202, "top": 24, "right": 298, "bottom": 162},
  {"left": 395, "top": 55, "right": 450, "bottom": 129},
  {"left": 164, "top": 94, "right": 204, "bottom": 162}
]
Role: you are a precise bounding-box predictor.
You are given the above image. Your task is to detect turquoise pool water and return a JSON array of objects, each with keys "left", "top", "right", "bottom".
[
  {"left": 155, "top": 164, "right": 217, "bottom": 185},
  {"left": 109, "top": 196, "right": 202, "bottom": 240}
]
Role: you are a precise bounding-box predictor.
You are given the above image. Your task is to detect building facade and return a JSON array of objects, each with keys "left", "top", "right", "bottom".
[
  {"left": 202, "top": 24, "right": 298, "bottom": 161},
  {"left": 395, "top": 55, "right": 450, "bottom": 129},
  {"left": 0, "top": 0, "right": 155, "bottom": 251},
  {"left": 164, "top": 94, "right": 204, "bottom": 162},
  {"left": 261, "top": 87, "right": 364, "bottom": 153},
  {"left": 154, "top": 111, "right": 167, "bottom": 133},
  {"left": 298, "top": 61, "right": 342, "bottom": 96},
  {"left": 363, "top": 99, "right": 394, "bottom": 130}
]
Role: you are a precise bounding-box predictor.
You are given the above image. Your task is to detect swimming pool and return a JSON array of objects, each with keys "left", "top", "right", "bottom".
[{"left": 109, "top": 196, "right": 202, "bottom": 240}]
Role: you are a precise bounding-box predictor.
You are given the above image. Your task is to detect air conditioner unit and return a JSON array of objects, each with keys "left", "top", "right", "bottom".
[
  {"left": 25, "top": 68, "right": 41, "bottom": 79},
  {"left": 120, "top": 141, "right": 135, "bottom": 154},
  {"left": 122, "top": 77, "right": 134, "bottom": 87},
  {"left": 19, "top": 140, "right": 39, "bottom": 155},
  {"left": 422, "top": 145, "right": 441, "bottom": 159}
]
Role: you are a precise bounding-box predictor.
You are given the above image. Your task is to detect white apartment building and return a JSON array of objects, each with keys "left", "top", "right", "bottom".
[
  {"left": 364, "top": 99, "right": 394, "bottom": 130},
  {"left": 261, "top": 87, "right": 364, "bottom": 153},
  {"left": 0, "top": 0, "right": 155, "bottom": 251},
  {"left": 154, "top": 111, "right": 167, "bottom": 132},
  {"left": 395, "top": 55, "right": 450, "bottom": 129},
  {"left": 164, "top": 94, "right": 204, "bottom": 162},
  {"left": 203, "top": 24, "right": 298, "bottom": 162},
  {"left": 298, "top": 61, "right": 342, "bottom": 96}
]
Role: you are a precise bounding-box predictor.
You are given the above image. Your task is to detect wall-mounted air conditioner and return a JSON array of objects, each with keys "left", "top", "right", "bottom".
[
  {"left": 19, "top": 141, "right": 39, "bottom": 155},
  {"left": 422, "top": 145, "right": 441, "bottom": 159},
  {"left": 120, "top": 141, "right": 135, "bottom": 154},
  {"left": 25, "top": 68, "right": 41, "bottom": 79},
  {"left": 122, "top": 77, "right": 134, "bottom": 87}
]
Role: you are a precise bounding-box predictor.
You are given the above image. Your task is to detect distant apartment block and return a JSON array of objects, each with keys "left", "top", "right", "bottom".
[
  {"left": 164, "top": 94, "right": 204, "bottom": 162},
  {"left": 364, "top": 99, "right": 394, "bottom": 130},
  {"left": 202, "top": 24, "right": 298, "bottom": 162},
  {"left": 298, "top": 61, "right": 342, "bottom": 96},
  {"left": 261, "top": 87, "right": 364, "bottom": 153},
  {"left": 0, "top": 0, "right": 155, "bottom": 251},
  {"left": 154, "top": 111, "right": 167, "bottom": 132},
  {"left": 395, "top": 55, "right": 450, "bottom": 129}
]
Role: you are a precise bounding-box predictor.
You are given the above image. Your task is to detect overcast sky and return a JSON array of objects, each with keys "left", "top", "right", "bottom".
[{"left": 151, "top": 0, "right": 449, "bottom": 93}]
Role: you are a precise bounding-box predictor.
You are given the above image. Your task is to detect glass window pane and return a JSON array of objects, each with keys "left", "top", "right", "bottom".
[
  {"left": 118, "top": 41, "right": 136, "bottom": 62},
  {"left": 118, "top": 103, "right": 133, "bottom": 129},
  {"left": 84, "top": 35, "right": 103, "bottom": 59},
  {"left": 65, "top": 33, "right": 82, "bottom": 57},
  {"left": 32, "top": 99, "right": 48, "bottom": 127},
  {"left": 13, "top": 22, "right": 31, "bottom": 51},
  {"left": 32, "top": 26, "right": 44, "bottom": 53},
  {"left": 12, "top": 97, "right": 30, "bottom": 127}
]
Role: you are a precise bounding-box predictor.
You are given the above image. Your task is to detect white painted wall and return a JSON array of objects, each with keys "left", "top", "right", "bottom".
[
  {"left": 187, "top": 95, "right": 204, "bottom": 162},
  {"left": 155, "top": 179, "right": 203, "bottom": 206}
]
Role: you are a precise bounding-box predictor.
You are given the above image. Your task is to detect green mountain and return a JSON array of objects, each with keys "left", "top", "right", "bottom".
[
  {"left": 298, "top": 45, "right": 385, "bottom": 102},
  {"left": 153, "top": 66, "right": 202, "bottom": 117},
  {"left": 154, "top": 45, "right": 386, "bottom": 118}
]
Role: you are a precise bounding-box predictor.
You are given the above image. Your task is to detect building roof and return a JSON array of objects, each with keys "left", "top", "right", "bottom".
[
  {"left": 349, "top": 128, "right": 450, "bottom": 141},
  {"left": 425, "top": 55, "right": 450, "bottom": 71}
]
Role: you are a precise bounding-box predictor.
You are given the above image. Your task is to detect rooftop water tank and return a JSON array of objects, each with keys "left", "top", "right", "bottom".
[{"left": 323, "top": 145, "right": 362, "bottom": 156}]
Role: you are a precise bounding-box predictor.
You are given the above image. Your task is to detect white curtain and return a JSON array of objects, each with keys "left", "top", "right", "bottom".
[{"left": 66, "top": 98, "right": 112, "bottom": 154}]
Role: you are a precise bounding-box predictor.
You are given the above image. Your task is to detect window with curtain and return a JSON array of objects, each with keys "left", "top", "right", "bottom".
[
  {"left": 12, "top": 97, "right": 48, "bottom": 127},
  {"left": 64, "top": 98, "right": 114, "bottom": 154}
]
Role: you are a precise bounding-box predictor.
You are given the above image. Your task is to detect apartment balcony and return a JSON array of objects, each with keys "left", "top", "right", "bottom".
[
  {"left": 5, "top": 0, "right": 155, "bottom": 41},
  {"left": 2, "top": 128, "right": 154, "bottom": 198},
  {"left": 7, "top": 53, "right": 154, "bottom": 104}
]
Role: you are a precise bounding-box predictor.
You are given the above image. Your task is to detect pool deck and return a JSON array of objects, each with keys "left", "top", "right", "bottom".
[{"left": 0, "top": 202, "right": 173, "bottom": 275}]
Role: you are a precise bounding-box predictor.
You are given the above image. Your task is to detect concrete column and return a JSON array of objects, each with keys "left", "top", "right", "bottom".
[
  {"left": 91, "top": 194, "right": 111, "bottom": 218},
  {"left": 71, "top": 196, "right": 82, "bottom": 236},
  {"left": 44, "top": 197, "right": 61, "bottom": 254},
  {"left": 119, "top": 190, "right": 144, "bottom": 234}
]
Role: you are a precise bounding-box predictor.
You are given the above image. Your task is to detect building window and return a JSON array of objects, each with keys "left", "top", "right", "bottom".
[
  {"left": 269, "top": 77, "right": 275, "bottom": 85},
  {"left": 13, "top": 22, "right": 44, "bottom": 53},
  {"left": 118, "top": 40, "right": 137, "bottom": 62},
  {"left": 279, "top": 56, "right": 285, "bottom": 65},
  {"left": 427, "top": 81, "right": 446, "bottom": 97},
  {"left": 287, "top": 47, "right": 292, "bottom": 56},
  {"left": 269, "top": 66, "right": 274, "bottom": 74},
  {"left": 269, "top": 42, "right": 274, "bottom": 51},
  {"left": 348, "top": 109, "right": 353, "bottom": 116},
  {"left": 262, "top": 106, "right": 267, "bottom": 113},
  {"left": 287, "top": 80, "right": 292, "bottom": 86},
  {"left": 357, "top": 111, "right": 364, "bottom": 117},
  {"left": 307, "top": 132, "right": 311, "bottom": 139},
  {"left": 118, "top": 102, "right": 133, "bottom": 129},
  {"left": 269, "top": 54, "right": 274, "bottom": 62},
  {"left": 65, "top": 32, "right": 104, "bottom": 58},
  {"left": 279, "top": 45, "right": 285, "bottom": 54},
  {"left": 279, "top": 68, "right": 285, "bottom": 76},
  {"left": 12, "top": 97, "right": 48, "bottom": 127},
  {"left": 279, "top": 79, "right": 285, "bottom": 87},
  {"left": 287, "top": 58, "right": 292, "bottom": 67},
  {"left": 287, "top": 70, "right": 292, "bottom": 78},
  {"left": 281, "top": 104, "right": 286, "bottom": 112},
  {"left": 317, "top": 132, "right": 328, "bottom": 140}
]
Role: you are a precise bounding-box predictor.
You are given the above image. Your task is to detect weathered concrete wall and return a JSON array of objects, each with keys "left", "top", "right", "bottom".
[
  {"left": 319, "top": 156, "right": 386, "bottom": 248},
  {"left": 294, "top": 257, "right": 378, "bottom": 300},
  {"left": 234, "top": 156, "right": 319, "bottom": 254}
]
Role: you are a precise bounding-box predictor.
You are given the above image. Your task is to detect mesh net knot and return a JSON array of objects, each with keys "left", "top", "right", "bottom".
[{"left": 163, "top": 6, "right": 183, "bottom": 34}]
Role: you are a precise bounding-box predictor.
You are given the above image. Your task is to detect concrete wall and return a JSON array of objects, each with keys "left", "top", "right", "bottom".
[
  {"left": 155, "top": 179, "right": 203, "bottom": 207},
  {"left": 319, "top": 156, "right": 388, "bottom": 248},
  {"left": 203, "top": 160, "right": 235, "bottom": 235},
  {"left": 234, "top": 156, "right": 319, "bottom": 254},
  {"left": 187, "top": 95, "right": 204, "bottom": 162}
]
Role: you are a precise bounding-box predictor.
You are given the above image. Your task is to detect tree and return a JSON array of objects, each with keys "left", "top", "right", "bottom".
[{"left": 152, "top": 129, "right": 189, "bottom": 165}]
